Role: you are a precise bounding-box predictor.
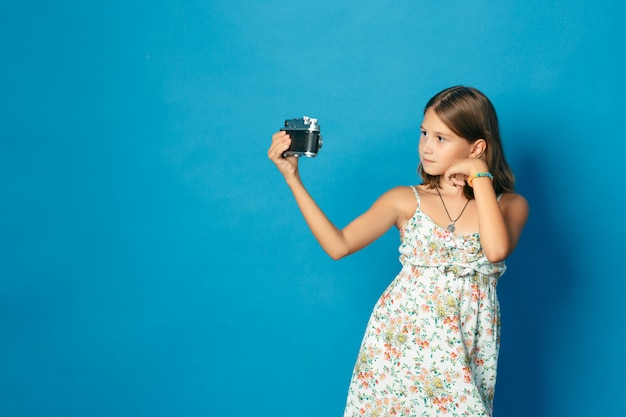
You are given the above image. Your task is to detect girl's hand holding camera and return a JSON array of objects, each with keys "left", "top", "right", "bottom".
[
  {"left": 268, "top": 116, "right": 323, "bottom": 183},
  {"left": 268, "top": 131, "right": 299, "bottom": 181}
]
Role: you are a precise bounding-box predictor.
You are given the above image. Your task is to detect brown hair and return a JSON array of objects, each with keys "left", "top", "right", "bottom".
[{"left": 418, "top": 85, "right": 516, "bottom": 198}]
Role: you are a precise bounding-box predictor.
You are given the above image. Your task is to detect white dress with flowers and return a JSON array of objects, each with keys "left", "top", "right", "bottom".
[{"left": 343, "top": 186, "right": 506, "bottom": 417}]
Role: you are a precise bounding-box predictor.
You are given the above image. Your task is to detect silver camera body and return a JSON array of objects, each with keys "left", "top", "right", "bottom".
[{"left": 281, "top": 116, "right": 323, "bottom": 158}]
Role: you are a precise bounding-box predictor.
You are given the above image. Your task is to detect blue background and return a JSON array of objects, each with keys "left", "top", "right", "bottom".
[{"left": 1, "top": 1, "right": 625, "bottom": 416}]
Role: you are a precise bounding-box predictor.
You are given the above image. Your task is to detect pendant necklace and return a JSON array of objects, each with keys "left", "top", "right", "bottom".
[{"left": 435, "top": 187, "right": 470, "bottom": 233}]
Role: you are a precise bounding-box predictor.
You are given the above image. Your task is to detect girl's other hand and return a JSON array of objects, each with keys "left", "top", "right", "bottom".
[{"left": 444, "top": 159, "right": 488, "bottom": 188}]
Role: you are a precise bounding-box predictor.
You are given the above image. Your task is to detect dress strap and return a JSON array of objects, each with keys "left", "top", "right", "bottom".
[{"left": 409, "top": 185, "right": 421, "bottom": 208}]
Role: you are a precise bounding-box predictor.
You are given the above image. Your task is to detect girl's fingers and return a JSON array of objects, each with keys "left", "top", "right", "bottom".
[
  {"left": 446, "top": 173, "right": 468, "bottom": 188},
  {"left": 268, "top": 133, "right": 290, "bottom": 160}
]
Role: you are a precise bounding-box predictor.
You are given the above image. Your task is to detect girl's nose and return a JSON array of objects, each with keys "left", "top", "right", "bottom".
[{"left": 420, "top": 136, "right": 433, "bottom": 153}]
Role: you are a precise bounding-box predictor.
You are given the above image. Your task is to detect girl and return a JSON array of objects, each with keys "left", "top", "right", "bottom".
[{"left": 267, "top": 86, "right": 529, "bottom": 416}]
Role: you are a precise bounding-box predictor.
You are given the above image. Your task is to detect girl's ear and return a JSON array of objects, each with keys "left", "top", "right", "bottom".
[{"left": 470, "top": 139, "right": 487, "bottom": 159}]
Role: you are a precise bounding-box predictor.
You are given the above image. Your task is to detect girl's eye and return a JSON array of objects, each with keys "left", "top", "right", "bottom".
[
  {"left": 420, "top": 130, "right": 427, "bottom": 137},
  {"left": 437, "top": 136, "right": 446, "bottom": 142}
]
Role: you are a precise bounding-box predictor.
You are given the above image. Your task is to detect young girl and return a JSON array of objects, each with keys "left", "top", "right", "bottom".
[{"left": 267, "top": 86, "right": 528, "bottom": 417}]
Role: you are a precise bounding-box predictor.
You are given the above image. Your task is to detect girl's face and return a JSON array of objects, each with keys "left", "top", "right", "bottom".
[{"left": 418, "top": 108, "right": 474, "bottom": 176}]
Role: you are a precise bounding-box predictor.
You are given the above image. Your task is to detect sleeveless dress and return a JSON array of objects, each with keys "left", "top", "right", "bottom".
[{"left": 343, "top": 186, "right": 506, "bottom": 417}]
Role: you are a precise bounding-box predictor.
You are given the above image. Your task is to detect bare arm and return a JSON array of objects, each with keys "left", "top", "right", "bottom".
[
  {"left": 268, "top": 131, "right": 403, "bottom": 259},
  {"left": 472, "top": 178, "right": 529, "bottom": 262},
  {"left": 445, "top": 160, "right": 529, "bottom": 262}
]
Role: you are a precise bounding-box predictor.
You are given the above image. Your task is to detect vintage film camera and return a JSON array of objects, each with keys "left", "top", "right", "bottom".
[{"left": 281, "top": 116, "right": 323, "bottom": 158}]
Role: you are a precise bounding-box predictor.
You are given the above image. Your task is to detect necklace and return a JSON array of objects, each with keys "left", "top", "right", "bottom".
[{"left": 435, "top": 187, "right": 470, "bottom": 232}]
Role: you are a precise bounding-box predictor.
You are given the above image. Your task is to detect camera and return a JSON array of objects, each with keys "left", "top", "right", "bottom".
[{"left": 281, "top": 116, "right": 323, "bottom": 158}]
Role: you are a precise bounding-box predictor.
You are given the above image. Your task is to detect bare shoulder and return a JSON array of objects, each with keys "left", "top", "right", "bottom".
[
  {"left": 380, "top": 185, "right": 419, "bottom": 205},
  {"left": 499, "top": 192, "right": 529, "bottom": 220},
  {"left": 499, "top": 192, "right": 528, "bottom": 207},
  {"left": 378, "top": 186, "right": 420, "bottom": 228}
]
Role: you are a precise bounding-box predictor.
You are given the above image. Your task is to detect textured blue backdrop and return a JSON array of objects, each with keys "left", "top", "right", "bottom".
[{"left": 1, "top": 1, "right": 625, "bottom": 416}]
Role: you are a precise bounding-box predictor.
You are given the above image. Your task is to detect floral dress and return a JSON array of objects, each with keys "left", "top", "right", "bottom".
[{"left": 343, "top": 186, "right": 506, "bottom": 417}]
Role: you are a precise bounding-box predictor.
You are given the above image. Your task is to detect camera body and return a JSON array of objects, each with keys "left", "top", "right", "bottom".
[{"left": 281, "top": 116, "right": 323, "bottom": 158}]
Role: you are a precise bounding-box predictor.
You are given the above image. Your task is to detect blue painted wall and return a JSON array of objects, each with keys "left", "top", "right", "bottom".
[{"left": 1, "top": 1, "right": 624, "bottom": 416}]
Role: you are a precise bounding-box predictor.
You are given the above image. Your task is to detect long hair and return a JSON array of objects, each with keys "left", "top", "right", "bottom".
[{"left": 418, "top": 86, "right": 516, "bottom": 198}]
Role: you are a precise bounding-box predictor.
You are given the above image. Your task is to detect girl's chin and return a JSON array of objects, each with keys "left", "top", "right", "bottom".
[{"left": 421, "top": 166, "right": 441, "bottom": 176}]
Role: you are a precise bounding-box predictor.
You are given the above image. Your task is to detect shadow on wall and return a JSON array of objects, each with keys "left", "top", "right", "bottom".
[{"left": 493, "top": 152, "right": 577, "bottom": 417}]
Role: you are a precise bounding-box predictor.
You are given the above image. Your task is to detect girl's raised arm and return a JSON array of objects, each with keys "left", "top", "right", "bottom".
[{"left": 268, "top": 131, "right": 403, "bottom": 259}]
